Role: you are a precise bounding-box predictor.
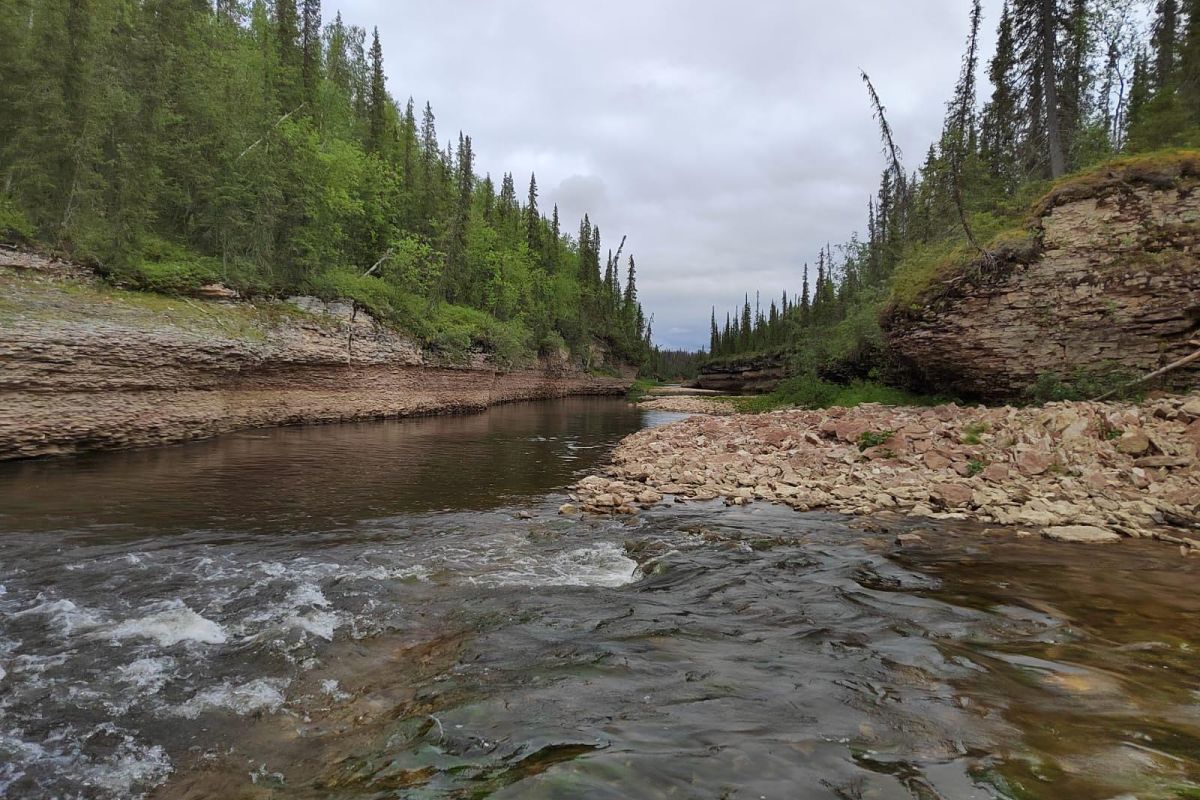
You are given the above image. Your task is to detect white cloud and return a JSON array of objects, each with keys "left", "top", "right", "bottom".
[{"left": 338, "top": 0, "right": 1004, "bottom": 349}]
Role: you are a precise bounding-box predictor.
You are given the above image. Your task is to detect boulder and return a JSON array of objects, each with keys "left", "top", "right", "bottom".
[
  {"left": 930, "top": 483, "right": 973, "bottom": 508},
  {"left": 1116, "top": 430, "right": 1152, "bottom": 456}
]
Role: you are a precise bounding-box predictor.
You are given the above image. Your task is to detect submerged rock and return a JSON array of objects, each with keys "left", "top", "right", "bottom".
[{"left": 1042, "top": 525, "right": 1123, "bottom": 544}]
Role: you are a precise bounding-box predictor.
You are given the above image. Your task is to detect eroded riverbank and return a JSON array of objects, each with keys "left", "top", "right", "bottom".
[{"left": 0, "top": 252, "right": 631, "bottom": 460}]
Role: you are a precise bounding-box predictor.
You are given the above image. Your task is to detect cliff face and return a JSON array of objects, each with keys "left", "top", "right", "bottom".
[
  {"left": 884, "top": 155, "right": 1200, "bottom": 401},
  {"left": 696, "top": 354, "right": 788, "bottom": 394},
  {"left": 0, "top": 253, "right": 632, "bottom": 460}
]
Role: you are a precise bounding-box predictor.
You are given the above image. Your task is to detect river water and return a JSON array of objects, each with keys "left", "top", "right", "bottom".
[{"left": 0, "top": 397, "right": 1197, "bottom": 799}]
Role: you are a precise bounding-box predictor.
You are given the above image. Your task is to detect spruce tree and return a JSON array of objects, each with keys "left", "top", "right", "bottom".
[
  {"left": 1011, "top": 0, "right": 1068, "bottom": 177},
  {"left": 366, "top": 28, "right": 386, "bottom": 153},
  {"left": 301, "top": 0, "right": 321, "bottom": 106},
  {"left": 525, "top": 173, "right": 540, "bottom": 253}
]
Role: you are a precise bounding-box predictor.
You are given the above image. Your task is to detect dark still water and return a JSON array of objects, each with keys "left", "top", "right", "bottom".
[{"left": 0, "top": 398, "right": 1198, "bottom": 799}]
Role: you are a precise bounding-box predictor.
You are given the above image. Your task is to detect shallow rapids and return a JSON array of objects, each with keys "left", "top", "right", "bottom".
[{"left": 0, "top": 398, "right": 1197, "bottom": 799}]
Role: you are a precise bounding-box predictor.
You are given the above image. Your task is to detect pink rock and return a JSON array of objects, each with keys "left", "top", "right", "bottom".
[
  {"left": 923, "top": 452, "right": 952, "bottom": 471},
  {"left": 930, "top": 482, "right": 973, "bottom": 508},
  {"left": 982, "top": 464, "right": 1010, "bottom": 482},
  {"left": 1017, "top": 451, "right": 1052, "bottom": 476}
]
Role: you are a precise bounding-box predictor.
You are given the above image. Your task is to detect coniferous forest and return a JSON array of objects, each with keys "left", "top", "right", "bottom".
[
  {"left": 0, "top": 0, "right": 653, "bottom": 368},
  {"left": 707, "top": 0, "right": 1199, "bottom": 393}
]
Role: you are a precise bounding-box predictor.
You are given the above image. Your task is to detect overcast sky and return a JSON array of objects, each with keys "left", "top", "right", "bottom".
[{"left": 340, "top": 0, "right": 1003, "bottom": 350}]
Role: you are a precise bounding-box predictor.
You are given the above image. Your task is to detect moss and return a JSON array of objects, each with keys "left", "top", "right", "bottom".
[
  {"left": 885, "top": 150, "right": 1198, "bottom": 323},
  {"left": 1032, "top": 149, "right": 1200, "bottom": 217}
]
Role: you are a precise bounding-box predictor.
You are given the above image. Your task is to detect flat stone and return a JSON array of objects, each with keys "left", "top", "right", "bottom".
[
  {"left": 1180, "top": 397, "right": 1200, "bottom": 418},
  {"left": 1042, "top": 525, "right": 1122, "bottom": 544},
  {"left": 923, "top": 452, "right": 952, "bottom": 471},
  {"left": 1133, "top": 455, "right": 1193, "bottom": 469},
  {"left": 1017, "top": 451, "right": 1052, "bottom": 476},
  {"left": 558, "top": 503, "right": 578, "bottom": 515},
  {"left": 895, "top": 533, "right": 924, "bottom": 545},
  {"left": 1115, "top": 430, "right": 1152, "bottom": 456},
  {"left": 930, "top": 483, "right": 973, "bottom": 508}
]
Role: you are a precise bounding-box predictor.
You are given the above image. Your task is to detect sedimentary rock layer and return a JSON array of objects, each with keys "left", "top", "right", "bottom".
[
  {"left": 884, "top": 155, "right": 1200, "bottom": 400},
  {"left": 0, "top": 259, "right": 630, "bottom": 460}
]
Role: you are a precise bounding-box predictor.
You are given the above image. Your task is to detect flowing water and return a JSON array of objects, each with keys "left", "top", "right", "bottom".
[{"left": 0, "top": 397, "right": 1198, "bottom": 799}]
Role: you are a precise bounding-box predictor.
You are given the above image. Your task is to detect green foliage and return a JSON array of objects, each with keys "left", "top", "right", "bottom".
[
  {"left": 962, "top": 421, "right": 990, "bottom": 445},
  {"left": 0, "top": 195, "right": 35, "bottom": 243},
  {"left": 104, "top": 237, "right": 223, "bottom": 295},
  {"left": 626, "top": 378, "right": 658, "bottom": 402},
  {"left": 731, "top": 377, "right": 945, "bottom": 413},
  {"left": 1025, "top": 366, "right": 1146, "bottom": 404},
  {"left": 857, "top": 429, "right": 896, "bottom": 451},
  {"left": 0, "top": 0, "right": 649, "bottom": 370},
  {"left": 966, "top": 458, "right": 985, "bottom": 476}
]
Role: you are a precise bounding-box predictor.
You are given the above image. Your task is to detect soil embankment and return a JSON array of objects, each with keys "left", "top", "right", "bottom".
[
  {"left": 573, "top": 396, "right": 1200, "bottom": 549},
  {"left": 0, "top": 249, "right": 632, "bottom": 460}
]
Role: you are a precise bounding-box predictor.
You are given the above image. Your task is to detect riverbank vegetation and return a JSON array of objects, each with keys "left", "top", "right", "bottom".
[
  {"left": 0, "top": 0, "right": 652, "bottom": 368},
  {"left": 706, "top": 0, "right": 1200, "bottom": 402}
]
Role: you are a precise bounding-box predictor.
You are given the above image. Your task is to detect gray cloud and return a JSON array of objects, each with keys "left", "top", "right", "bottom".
[{"left": 340, "top": 0, "right": 1003, "bottom": 350}]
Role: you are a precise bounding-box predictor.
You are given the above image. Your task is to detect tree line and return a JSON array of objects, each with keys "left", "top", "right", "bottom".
[
  {"left": 0, "top": 0, "right": 651, "bottom": 367},
  {"left": 708, "top": 0, "right": 1199, "bottom": 373}
]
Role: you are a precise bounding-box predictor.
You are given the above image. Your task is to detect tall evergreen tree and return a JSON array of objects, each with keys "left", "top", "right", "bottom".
[{"left": 366, "top": 27, "right": 386, "bottom": 152}]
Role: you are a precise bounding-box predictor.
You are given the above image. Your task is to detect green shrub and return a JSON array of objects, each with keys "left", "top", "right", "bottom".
[
  {"left": 0, "top": 195, "right": 35, "bottom": 244},
  {"left": 1024, "top": 365, "right": 1145, "bottom": 404},
  {"left": 732, "top": 375, "right": 947, "bottom": 413},
  {"left": 104, "top": 236, "right": 223, "bottom": 295},
  {"left": 857, "top": 429, "right": 896, "bottom": 451},
  {"left": 962, "top": 421, "right": 990, "bottom": 445}
]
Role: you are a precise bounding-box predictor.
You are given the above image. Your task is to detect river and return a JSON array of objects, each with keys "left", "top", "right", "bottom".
[{"left": 0, "top": 397, "right": 1197, "bottom": 799}]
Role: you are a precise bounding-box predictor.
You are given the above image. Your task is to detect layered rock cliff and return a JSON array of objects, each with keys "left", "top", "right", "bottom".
[
  {"left": 696, "top": 354, "right": 788, "bottom": 393},
  {"left": 0, "top": 251, "right": 632, "bottom": 460},
  {"left": 884, "top": 153, "right": 1200, "bottom": 401}
]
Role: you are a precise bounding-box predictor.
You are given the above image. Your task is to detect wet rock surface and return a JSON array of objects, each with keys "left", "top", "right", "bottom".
[{"left": 574, "top": 395, "right": 1200, "bottom": 548}]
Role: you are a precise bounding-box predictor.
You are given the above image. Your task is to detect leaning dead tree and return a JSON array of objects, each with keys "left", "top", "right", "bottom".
[
  {"left": 947, "top": 0, "right": 984, "bottom": 253},
  {"left": 1093, "top": 340, "right": 1200, "bottom": 401},
  {"left": 860, "top": 70, "right": 906, "bottom": 196}
]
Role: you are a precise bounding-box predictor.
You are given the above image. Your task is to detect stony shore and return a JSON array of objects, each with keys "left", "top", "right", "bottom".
[
  {"left": 569, "top": 394, "right": 1200, "bottom": 550},
  {"left": 638, "top": 396, "right": 737, "bottom": 415},
  {"left": 0, "top": 250, "right": 632, "bottom": 460}
]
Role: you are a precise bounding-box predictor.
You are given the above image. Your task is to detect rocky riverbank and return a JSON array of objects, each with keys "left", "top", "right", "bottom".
[
  {"left": 637, "top": 396, "right": 736, "bottom": 415},
  {"left": 570, "top": 394, "right": 1200, "bottom": 549},
  {"left": 0, "top": 250, "right": 632, "bottom": 460}
]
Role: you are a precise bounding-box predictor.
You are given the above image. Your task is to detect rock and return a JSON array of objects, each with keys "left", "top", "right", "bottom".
[
  {"left": 558, "top": 504, "right": 578, "bottom": 516},
  {"left": 1180, "top": 397, "right": 1200, "bottom": 419},
  {"left": 1182, "top": 419, "right": 1200, "bottom": 455},
  {"left": 636, "top": 490, "right": 663, "bottom": 505},
  {"left": 1042, "top": 525, "right": 1122, "bottom": 544},
  {"left": 1017, "top": 451, "right": 1052, "bottom": 476},
  {"left": 516, "top": 510, "right": 533, "bottom": 520},
  {"left": 1132, "top": 455, "right": 1193, "bottom": 469},
  {"left": 982, "top": 463, "right": 1010, "bottom": 482},
  {"left": 930, "top": 483, "right": 973, "bottom": 508},
  {"left": 1115, "top": 430, "right": 1152, "bottom": 456},
  {"left": 895, "top": 533, "right": 924, "bottom": 546},
  {"left": 923, "top": 452, "right": 952, "bottom": 471},
  {"left": 193, "top": 283, "right": 238, "bottom": 300}
]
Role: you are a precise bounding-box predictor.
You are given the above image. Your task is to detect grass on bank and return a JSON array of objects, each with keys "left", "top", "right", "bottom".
[{"left": 726, "top": 376, "right": 949, "bottom": 413}]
